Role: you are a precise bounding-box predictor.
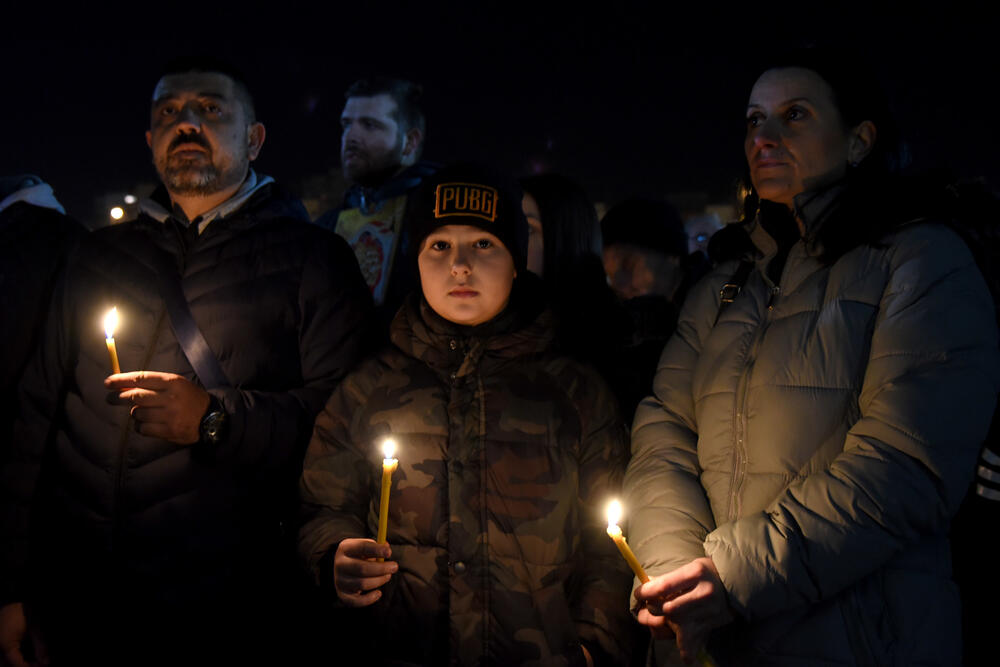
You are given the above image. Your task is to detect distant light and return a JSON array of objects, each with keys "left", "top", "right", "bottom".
[
  {"left": 124, "top": 194, "right": 137, "bottom": 204},
  {"left": 110, "top": 207, "right": 125, "bottom": 221}
]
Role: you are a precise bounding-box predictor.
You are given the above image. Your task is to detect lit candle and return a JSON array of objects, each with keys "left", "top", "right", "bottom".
[
  {"left": 606, "top": 500, "right": 648, "bottom": 583},
  {"left": 104, "top": 307, "right": 121, "bottom": 374},
  {"left": 606, "top": 500, "right": 718, "bottom": 667},
  {"left": 376, "top": 438, "right": 398, "bottom": 562}
]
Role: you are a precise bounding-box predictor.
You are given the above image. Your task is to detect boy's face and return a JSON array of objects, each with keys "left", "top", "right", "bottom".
[{"left": 418, "top": 224, "right": 517, "bottom": 327}]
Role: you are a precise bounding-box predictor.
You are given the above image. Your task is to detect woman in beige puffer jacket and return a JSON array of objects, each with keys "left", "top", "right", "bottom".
[{"left": 625, "top": 50, "right": 1000, "bottom": 666}]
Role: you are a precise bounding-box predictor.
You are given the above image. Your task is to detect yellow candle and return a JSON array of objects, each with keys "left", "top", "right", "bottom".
[
  {"left": 376, "top": 438, "right": 398, "bottom": 562},
  {"left": 605, "top": 500, "right": 718, "bottom": 667},
  {"left": 104, "top": 307, "right": 121, "bottom": 374},
  {"left": 606, "top": 500, "right": 648, "bottom": 582}
]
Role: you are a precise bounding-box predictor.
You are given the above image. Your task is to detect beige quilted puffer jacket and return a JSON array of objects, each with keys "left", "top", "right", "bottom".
[{"left": 626, "top": 187, "right": 1000, "bottom": 665}]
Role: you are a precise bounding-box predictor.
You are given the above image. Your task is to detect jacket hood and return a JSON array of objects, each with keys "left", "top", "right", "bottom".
[
  {"left": 0, "top": 176, "right": 66, "bottom": 215},
  {"left": 389, "top": 274, "right": 554, "bottom": 378}
]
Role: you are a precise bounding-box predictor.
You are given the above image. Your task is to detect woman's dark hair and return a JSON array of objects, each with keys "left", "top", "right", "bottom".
[
  {"left": 519, "top": 173, "right": 602, "bottom": 288},
  {"left": 518, "top": 173, "right": 632, "bottom": 388}
]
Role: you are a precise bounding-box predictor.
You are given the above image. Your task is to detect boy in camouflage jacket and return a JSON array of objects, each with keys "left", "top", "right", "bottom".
[{"left": 299, "top": 166, "right": 633, "bottom": 666}]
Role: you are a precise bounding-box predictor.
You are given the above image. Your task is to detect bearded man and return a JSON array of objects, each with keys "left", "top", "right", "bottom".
[
  {"left": 0, "top": 57, "right": 372, "bottom": 666},
  {"left": 315, "top": 78, "right": 435, "bottom": 327}
]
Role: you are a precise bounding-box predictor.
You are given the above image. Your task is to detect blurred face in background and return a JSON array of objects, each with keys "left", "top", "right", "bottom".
[
  {"left": 603, "top": 243, "right": 682, "bottom": 301},
  {"left": 745, "top": 67, "right": 873, "bottom": 209},
  {"left": 521, "top": 193, "right": 545, "bottom": 276},
  {"left": 685, "top": 214, "right": 723, "bottom": 255},
  {"left": 419, "top": 225, "right": 517, "bottom": 326}
]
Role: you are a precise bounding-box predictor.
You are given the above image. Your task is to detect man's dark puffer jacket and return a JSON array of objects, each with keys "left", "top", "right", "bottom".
[{"left": 0, "top": 183, "right": 373, "bottom": 625}]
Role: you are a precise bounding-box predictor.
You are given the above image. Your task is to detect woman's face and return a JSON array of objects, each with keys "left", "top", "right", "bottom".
[
  {"left": 418, "top": 225, "right": 516, "bottom": 326},
  {"left": 521, "top": 193, "right": 545, "bottom": 276},
  {"left": 745, "top": 67, "right": 856, "bottom": 209}
]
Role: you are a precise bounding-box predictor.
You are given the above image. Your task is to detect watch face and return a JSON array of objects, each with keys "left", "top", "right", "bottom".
[{"left": 201, "top": 410, "right": 228, "bottom": 444}]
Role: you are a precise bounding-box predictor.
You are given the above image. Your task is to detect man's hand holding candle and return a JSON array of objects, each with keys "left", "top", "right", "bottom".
[
  {"left": 333, "top": 538, "right": 398, "bottom": 607},
  {"left": 105, "top": 371, "right": 210, "bottom": 444},
  {"left": 104, "top": 307, "right": 121, "bottom": 374}
]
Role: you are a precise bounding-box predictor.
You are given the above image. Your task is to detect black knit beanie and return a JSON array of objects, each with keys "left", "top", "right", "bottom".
[
  {"left": 600, "top": 198, "right": 689, "bottom": 258},
  {"left": 411, "top": 163, "right": 529, "bottom": 272}
]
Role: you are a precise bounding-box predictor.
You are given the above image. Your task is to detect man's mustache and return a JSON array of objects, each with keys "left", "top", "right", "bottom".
[{"left": 169, "top": 133, "right": 211, "bottom": 152}]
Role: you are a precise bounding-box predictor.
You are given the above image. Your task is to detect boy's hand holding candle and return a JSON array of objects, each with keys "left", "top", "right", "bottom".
[{"left": 333, "top": 538, "right": 397, "bottom": 607}]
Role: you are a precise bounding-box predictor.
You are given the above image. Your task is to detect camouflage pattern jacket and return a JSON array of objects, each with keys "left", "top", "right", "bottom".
[{"left": 300, "top": 291, "right": 633, "bottom": 666}]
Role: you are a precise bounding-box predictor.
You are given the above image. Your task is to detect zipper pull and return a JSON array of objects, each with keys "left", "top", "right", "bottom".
[{"left": 767, "top": 285, "right": 781, "bottom": 310}]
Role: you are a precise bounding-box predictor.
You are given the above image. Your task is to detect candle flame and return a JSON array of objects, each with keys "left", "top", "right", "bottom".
[
  {"left": 104, "top": 307, "right": 119, "bottom": 339},
  {"left": 606, "top": 499, "right": 622, "bottom": 529},
  {"left": 382, "top": 438, "right": 397, "bottom": 460}
]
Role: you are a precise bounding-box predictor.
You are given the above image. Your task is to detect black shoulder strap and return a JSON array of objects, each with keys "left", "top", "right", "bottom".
[
  {"left": 713, "top": 260, "right": 754, "bottom": 326},
  {"left": 141, "top": 242, "right": 230, "bottom": 390}
]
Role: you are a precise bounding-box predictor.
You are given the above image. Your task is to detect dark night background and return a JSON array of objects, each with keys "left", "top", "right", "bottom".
[{"left": 2, "top": 5, "right": 997, "bottom": 228}]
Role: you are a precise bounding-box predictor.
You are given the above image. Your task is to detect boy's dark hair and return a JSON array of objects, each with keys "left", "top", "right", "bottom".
[
  {"left": 345, "top": 77, "right": 425, "bottom": 139},
  {"left": 154, "top": 55, "right": 257, "bottom": 122}
]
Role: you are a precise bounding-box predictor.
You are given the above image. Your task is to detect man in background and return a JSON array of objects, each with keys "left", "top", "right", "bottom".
[
  {"left": 601, "top": 198, "right": 710, "bottom": 415},
  {"left": 316, "top": 77, "right": 435, "bottom": 326}
]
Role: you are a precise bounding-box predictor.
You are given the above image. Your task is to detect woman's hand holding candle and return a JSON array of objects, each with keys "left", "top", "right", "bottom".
[
  {"left": 634, "top": 558, "right": 729, "bottom": 666},
  {"left": 607, "top": 500, "right": 721, "bottom": 667}
]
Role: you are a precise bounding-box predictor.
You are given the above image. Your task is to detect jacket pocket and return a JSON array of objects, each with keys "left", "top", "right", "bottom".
[
  {"left": 838, "top": 570, "right": 892, "bottom": 667},
  {"left": 879, "top": 566, "right": 962, "bottom": 666}
]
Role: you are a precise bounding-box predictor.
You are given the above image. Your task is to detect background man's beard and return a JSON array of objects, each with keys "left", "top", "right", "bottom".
[
  {"left": 343, "top": 141, "right": 405, "bottom": 187},
  {"left": 346, "top": 160, "right": 402, "bottom": 188}
]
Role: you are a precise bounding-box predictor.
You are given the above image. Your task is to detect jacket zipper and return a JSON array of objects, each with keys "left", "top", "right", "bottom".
[
  {"left": 112, "top": 230, "right": 187, "bottom": 549},
  {"left": 112, "top": 306, "right": 168, "bottom": 548},
  {"left": 727, "top": 283, "right": 781, "bottom": 521},
  {"left": 476, "top": 370, "right": 491, "bottom": 658}
]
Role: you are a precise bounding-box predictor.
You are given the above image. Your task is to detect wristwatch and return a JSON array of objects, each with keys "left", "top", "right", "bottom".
[{"left": 199, "top": 395, "right": 229, "bottom": 446}]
